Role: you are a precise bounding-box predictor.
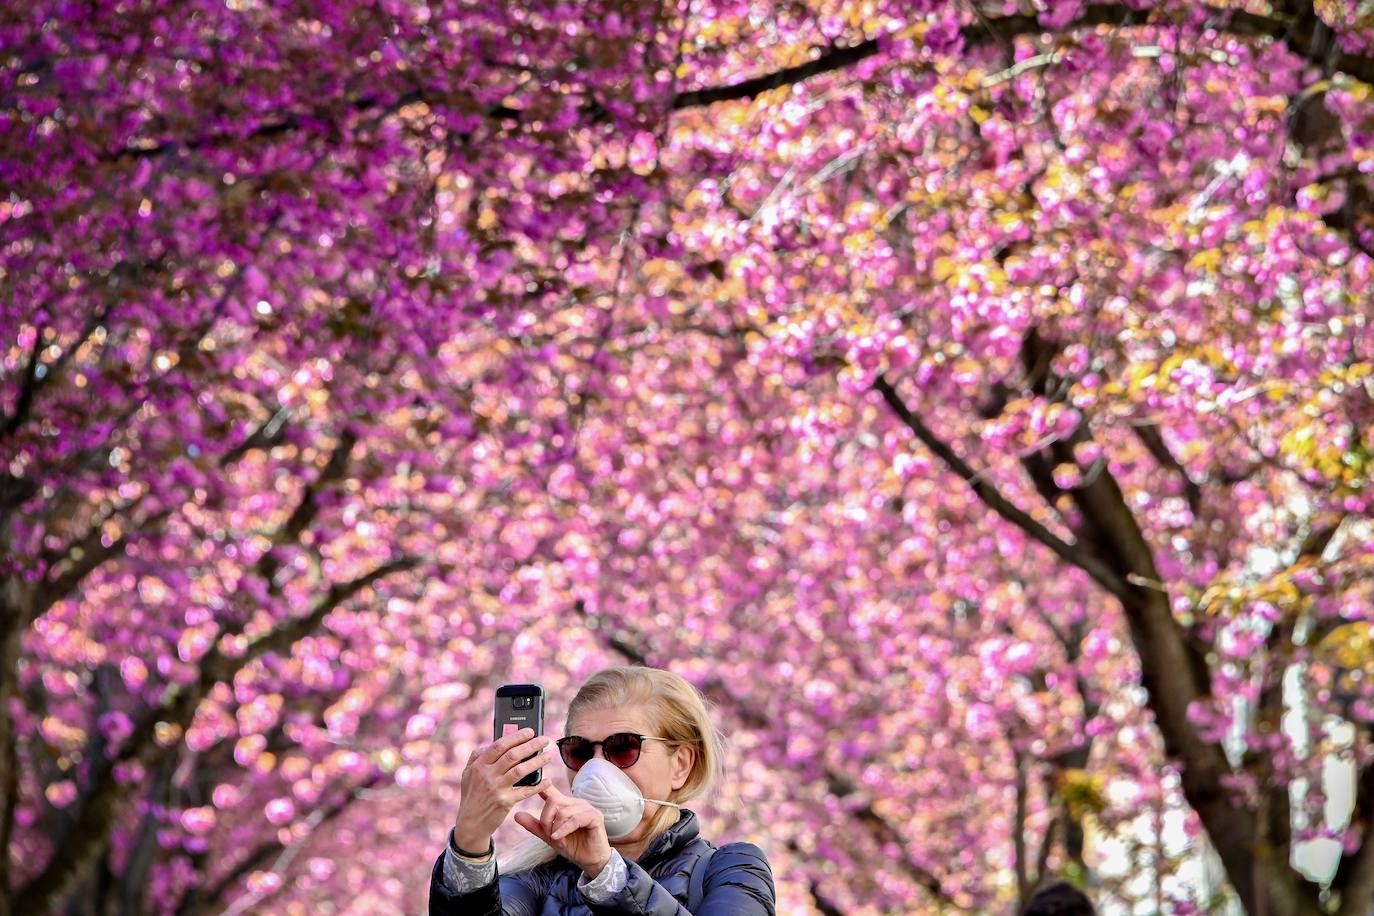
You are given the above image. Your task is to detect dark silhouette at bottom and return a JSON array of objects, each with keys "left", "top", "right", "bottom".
[{"left": 1025, "top": 881, "right": 1096, "bottom": 916}]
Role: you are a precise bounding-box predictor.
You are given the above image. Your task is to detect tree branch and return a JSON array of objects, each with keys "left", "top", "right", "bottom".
[
  {"left": 807, "top": 881, "right": 845, "bottom": 916},
  {"left": 238, "top": 556, "right": 420, "bottom": 665},
  {"left": 178, "top": 773, "right": 382, "bottom": 916},
  {"left": 33, "top": 506, "right": 168, "bottom": 619},
  {"left": 1133, "top": 423, "right": 1202, "bottom": 515},
  {"left": 106, "top": 88, "right": 524, "bottom": 162},
  {"left": 783, "top": 841, "right": 847, "bottom": 916},
  {"left": 670, "top": 3, "right": 1374, "bottom": 109},
  {"left": 101, "top": 4, "right": 1374, "bottom": 158},
  {"left": 672, "top": 39, "right": 881, "bottom": 108},
  {"left": 1321, "top": 180, "right": 1374, "bottom": 261},
  {"left": 0, "top": 614, "right": 20, "bottom": 903},
  {"left": 1298, "top": 514, "right": 1345, "bottom": 560},
  {"left": 218, "top": 405, "right": 291, "bottom": 468},
  {"left": 254, "top": 429, "right": 357, "bottom": 591},
  {"left": 114, "top": 755, "right": 177, "bottom": 915},
  {"left": 1031, "top": 807, "right": 1059, "bottom": 897},
  {"left": 873, "top": 374, "right": 1129, "bottom": 598},
  {"left": 1, "top": 297, "right": 120, "bottom": 446},
  {"left": 0, "top": 322, "right": 46, "bottom": 440},
  {"left": 1014, "top": 749, "right": 1031, "bottom": 910}
]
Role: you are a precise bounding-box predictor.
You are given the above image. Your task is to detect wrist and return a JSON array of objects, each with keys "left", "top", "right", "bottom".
[
  {"left": 450, "top": 827, "right": 494, "bottom": 859},
  {"left": 582, "top": 850, "right": 613, "bottom": 878}
]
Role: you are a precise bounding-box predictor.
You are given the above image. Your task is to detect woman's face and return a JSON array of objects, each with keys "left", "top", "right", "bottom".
[{"left": 565, "top": 705, "right": 695, "bottom": 845}]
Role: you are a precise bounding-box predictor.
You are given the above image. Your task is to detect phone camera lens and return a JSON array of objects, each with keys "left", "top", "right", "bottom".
[{"left": 514, "top": 696, "right": 530, "bottom": 709}]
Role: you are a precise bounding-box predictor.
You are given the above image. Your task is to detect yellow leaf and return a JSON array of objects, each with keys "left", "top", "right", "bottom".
[
  {"left": 1316, "top": 621, "right": 1374, "bottom": 670},
  {"left": 1187, "top": 249, "right": 1222, "bottom": 271}
]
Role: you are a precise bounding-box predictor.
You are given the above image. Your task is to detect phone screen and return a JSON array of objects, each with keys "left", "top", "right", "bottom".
[{"left": 493, "top": 684, "right": 545, "bottom": 787}]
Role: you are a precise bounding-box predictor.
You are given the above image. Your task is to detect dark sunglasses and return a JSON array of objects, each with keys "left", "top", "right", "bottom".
[{"left": 556, "top": 733, "right": 670, "bottom": 771}]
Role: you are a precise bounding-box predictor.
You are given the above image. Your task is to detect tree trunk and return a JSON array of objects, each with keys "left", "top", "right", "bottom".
[
  {"left": 1014, "top": 750, "right": 1031, "bottom": 910},
  {"left": 875, "top": 366, "right": 1335, "bottom": 915},
  {"left": 0, "top": 579, "right": 32, "bottom": 916}
]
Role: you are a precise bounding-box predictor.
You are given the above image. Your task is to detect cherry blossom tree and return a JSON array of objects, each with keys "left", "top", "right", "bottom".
[{"left": 3, "top": 1, "right": 1373, "bottom": 914}]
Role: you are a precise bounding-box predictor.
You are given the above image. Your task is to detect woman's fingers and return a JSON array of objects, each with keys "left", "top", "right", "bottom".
[
  {"left": 547, "top": 798, "right": 601, "bottom": 840},
  {"left": 494, "top": 738, "right": 546, "bottom": 776},
  {"left": 539, "top": 792, "right": 563, "bottom": 835},
  {"left": 516, "top": 785, "right": 603, "bottom": 847},
  {"left": 513, "top": 811, "right": 551, "bottom": 843},
  {"left": 546, "top": 791, "right": 585, "bottom": 838},
  {"left": 551, "top": 808, "right": 587, "bottom": 841},
  {"left": 501, "top": 741, "right": 552, "bottom": 782},
  {"left": 498, "top": 776, "right": 548, "bottom": 807},
  {"left": 515, "top": 797, "right": 569, "bottom": 844},
  {"left": 524, "top": 805, "right": 582, "bottom": 843},
  {"left": 548, "top": 809, "right": 573, "bottom": 840},
  {"left": 482, "top": 727, "right": 536, "bottom": 765}
]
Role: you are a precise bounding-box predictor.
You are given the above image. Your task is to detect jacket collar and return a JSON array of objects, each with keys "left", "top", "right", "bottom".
[{"left": 636, "top": 809, "right": 700, "bottom": 867}]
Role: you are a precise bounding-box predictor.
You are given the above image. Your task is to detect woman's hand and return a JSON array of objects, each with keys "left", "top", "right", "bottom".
[
  {"left": 514, "top": 785, "right": 613, "bottom": 878},
  {"left": 452, "top": 727, "right": 553, "bottom": 852}
]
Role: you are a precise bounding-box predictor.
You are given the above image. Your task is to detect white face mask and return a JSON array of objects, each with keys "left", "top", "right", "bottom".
[{"left": 570, "top": 757, "right": 683, "bottom": 840}]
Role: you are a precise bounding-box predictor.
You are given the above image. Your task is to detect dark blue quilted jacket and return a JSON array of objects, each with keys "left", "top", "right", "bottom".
[{"left": 428, "top": 810, "right": 775, "bottom": 915}]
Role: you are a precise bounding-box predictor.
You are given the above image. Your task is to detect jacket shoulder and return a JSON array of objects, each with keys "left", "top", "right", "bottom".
[
  {"left": 707, "top": 841, "right": 770, "bottom": 870},
  {"left": 703, "top": 840, "right": 773, "bottom": 888},
  {"left": 697, "top": 841, "right": 775, "bottom": 913}
]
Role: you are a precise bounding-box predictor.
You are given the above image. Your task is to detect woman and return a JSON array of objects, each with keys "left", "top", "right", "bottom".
[{"left": 429, "top": 666, "right": 775, "bottom": 915}]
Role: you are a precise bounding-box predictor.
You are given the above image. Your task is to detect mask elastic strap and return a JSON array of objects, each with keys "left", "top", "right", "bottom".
[{"left": 645, "top": 797, "right": 683, "bottom": 808}]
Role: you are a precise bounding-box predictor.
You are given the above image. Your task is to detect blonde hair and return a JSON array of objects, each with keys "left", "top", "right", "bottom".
[{"left": 497, "top": 666, "right": 723, "bottom": 874}]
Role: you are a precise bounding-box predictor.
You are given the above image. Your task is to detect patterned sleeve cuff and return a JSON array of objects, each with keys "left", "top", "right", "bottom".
[
  {"left": 576, "top": 849, "right": 628, "bottom": 903},
  {"left": 441, "top": 833, "right": 498, "bottom": 893}
]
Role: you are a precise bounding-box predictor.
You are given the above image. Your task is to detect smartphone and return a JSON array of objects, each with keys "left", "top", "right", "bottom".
[{"left": 493, "top": 684, "right": 545, "bottom": 787}]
